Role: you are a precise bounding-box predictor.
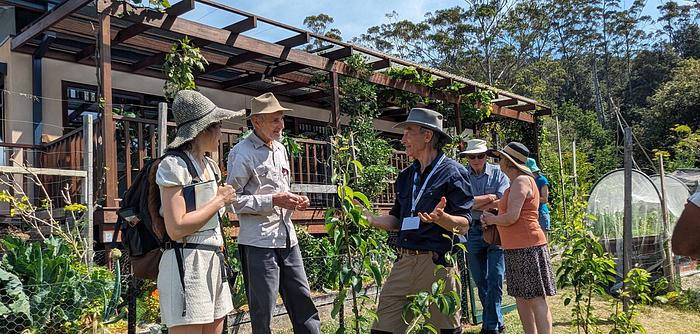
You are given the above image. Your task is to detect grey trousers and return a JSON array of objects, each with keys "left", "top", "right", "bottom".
[{"left": 238, "top": 244, "right": 321, "bottom": 334}]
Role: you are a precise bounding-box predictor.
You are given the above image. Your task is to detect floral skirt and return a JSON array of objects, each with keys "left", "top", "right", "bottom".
[{"left": 504, "top": 245, "right": 557, "bottom": 299}]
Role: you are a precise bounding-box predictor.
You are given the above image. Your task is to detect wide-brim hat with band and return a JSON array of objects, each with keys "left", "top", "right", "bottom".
[
  {"left": 460, "top": 139, "right": 488, "bottom": 155},
  {"left": 487, "top": 141, "right": 533, "bottom": 176},
  {"left": 393, "top": 107, "right": 449, "bottom": 138},
  {"left": 246, "top": 92, "right": 292, "bottom": 119},
  {"left": 167, "top": 90, "right": 245, "bottom": 149}
]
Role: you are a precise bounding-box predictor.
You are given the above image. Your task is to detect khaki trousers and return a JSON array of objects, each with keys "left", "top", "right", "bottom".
[{"left": 372, "top": 252, "right": 461, "bottom": 333}]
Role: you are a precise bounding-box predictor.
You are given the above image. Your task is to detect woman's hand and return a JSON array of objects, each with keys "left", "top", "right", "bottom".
[
  {"left": 217, "top": 185, "right": 236, "bottom": 206},
  {"left": 481, "top": 211, "right": 495, "bottom": 226}
]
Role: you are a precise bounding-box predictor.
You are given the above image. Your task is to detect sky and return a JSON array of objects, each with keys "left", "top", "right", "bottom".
[
  {"left": 181, "top": 1, "right": 689, "bottom": 45},
  {"left": 182, "top": 0, "right": 465, "bottom": 42}
]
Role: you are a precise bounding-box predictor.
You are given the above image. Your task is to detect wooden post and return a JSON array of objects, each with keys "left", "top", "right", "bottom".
[
  {"left": 533, "top": 116, "right": 541, "bottom": 162},
  {"left": 555, "top": 116, "right": 567, "bottom": 221},
  {"left": 623, "top": 127, "right": 633, "bottom": 312},
  {"left": 658, "top": 154, "right": 677, "bottom": 290},
  {"left": 99, "top": 7, "right": 117, "bottom": 207},
  {"left": 83, "top": 114, "right": 94, "bottom": 270},
  {"left": 455, "top": 97, "right": 464, "bottom": 152},
  {"left": 330, "top": 72, "right": 340, "bottom": 130},
  {"left": 158, "top": 102, "right": 168, "bottom": 156},
  {"left": 572, "top": 140, "right": 578, "bottom": 199}
]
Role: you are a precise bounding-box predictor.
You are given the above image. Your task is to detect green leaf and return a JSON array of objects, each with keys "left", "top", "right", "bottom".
[
  {"left": 353, "top": 191, "right": 371, "bottom": 209},
  {"left": 351, "top": 160, "right": 364, "bottom": 171}
]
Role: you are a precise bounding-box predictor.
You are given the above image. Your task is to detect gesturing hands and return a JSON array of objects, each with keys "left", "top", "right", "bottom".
[
  {"left": 272, "top": 192, "right": 311, "bottom": 210},
  {"left": 418, "top": 196, "right": 447, "bottom": 224}
]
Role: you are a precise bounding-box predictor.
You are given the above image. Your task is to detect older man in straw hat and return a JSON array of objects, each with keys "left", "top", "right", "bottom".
[
  {"left": 226, "top": 92, "right": 320, "bottom": 334},
  {"left": 363, "top": 108, "right": 474, "bottom": 334},
  {"left": 461, "top": 139, "right": 509, "bottom": 334}
]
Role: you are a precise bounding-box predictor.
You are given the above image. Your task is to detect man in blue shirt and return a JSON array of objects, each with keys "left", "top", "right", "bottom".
[
  {"left": 527, "top": 158, "right": 551, "bottom": 235},
  {"left": 462, "top": 139, "right": 510, "bottom": 334},
  {"left": 364, "top": 108, "right": 474, "bottom": 334}
]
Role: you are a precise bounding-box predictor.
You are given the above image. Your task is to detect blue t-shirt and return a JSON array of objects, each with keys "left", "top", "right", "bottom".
[{"left": 534, "top": 174, "right": 550, "bottom": 214}]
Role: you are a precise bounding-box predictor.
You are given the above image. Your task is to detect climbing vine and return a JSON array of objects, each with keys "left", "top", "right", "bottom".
[{"left": 163, "top": 37, "right": 209, "bottom": 101}]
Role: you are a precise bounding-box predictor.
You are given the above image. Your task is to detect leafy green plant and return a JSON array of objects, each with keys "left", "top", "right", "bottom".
[
  {"left": 0, "top": 236, "right": 120, "bottom": 333},
  {"left": 382, "top": 66, "right": 433, "bottom": 111},
  {"left": 163, "top": 37, "right": 209, "bottom": 101},
  {"left": 340, "top": 55, "right": 380, "bottom": 118},
  {"left": 608, "top": 268, "right": 651, "bottom": 334},
  {"left": 325, "top": 132, "right": 393, "bottom": 334},
  {"left": 296, "top": 226, "right": 338, "bottom": 291},
  {"left": 555, "top": 201, "right": 618, "bottom": 334}
]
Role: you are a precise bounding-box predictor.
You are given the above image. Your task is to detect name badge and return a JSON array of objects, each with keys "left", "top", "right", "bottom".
[{"left": 401, "top": 216, "right": 420, "bottom": 231}]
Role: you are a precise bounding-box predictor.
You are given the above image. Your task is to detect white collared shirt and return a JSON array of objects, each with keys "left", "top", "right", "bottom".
[{"left": 226, "top": 133, "right": 296, "bottom": 248}]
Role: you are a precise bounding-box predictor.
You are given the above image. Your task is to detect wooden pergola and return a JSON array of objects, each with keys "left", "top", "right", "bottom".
[{"left": 9, "top": 0, "right": 550, "bottom": 209}]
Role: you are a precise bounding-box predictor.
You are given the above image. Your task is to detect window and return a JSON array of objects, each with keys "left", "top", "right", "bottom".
[{"left": 62, "top": 81, "right": 166, "bottom": 131}]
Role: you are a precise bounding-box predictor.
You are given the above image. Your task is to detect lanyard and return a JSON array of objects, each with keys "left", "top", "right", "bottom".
[{"left": 411, "top": 154, "right": 446, "bottom": 216}]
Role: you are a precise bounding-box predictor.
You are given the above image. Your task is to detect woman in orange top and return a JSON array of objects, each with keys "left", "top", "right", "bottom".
[{"left": 481, "top": 142, "right": 556, "bottom": 334}]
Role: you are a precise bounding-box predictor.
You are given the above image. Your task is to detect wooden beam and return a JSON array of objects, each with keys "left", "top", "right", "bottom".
[
  {"left": 491, "top": 105, "right": 534, "bottom": 123},
  {"left": 320, "top": 46, "right": 352, "bottom": 60},
  {"left": 99, "top": 11, "right": 117, "bottom": 207},
  {"left": 267, "top": 63, "right": 307, "bottom": 77},
  {"left": 108, "top": 6, "right": 333, "bottom": 70},
  {"left": 225, "top": 16, "right": 258, "bottom": 33},
  {"left": 77, "top": 0, "right": 195, "bottom": 61},
  {"left": 434, "top": 78, "right": 453, "bottom": 88},
  {"left": 535, "top": 109, "right": 552, "bottom": 116},
  {"left": 33, "top": 32, "right": 55, "bottom": 59},
  {"left": 369, "top": 59, "right": 391, "bottom": 71},
  {"left": 277, "top": 32, "right": 310, "bottom": 47},
  {"left": 54, "top": 17, "right": 314, "bottom": 84},
  {"left": 130, "top": 52, "right": 166, "bottom": 72},
  {"left": 292, "top": 90, "right": 327, "bottom": 102},
  {"left": 204, "top": 33, "right": 307, "bottom": 75},
  {"left": 493, "top": 98, "right": 518, "bottom": 107},
  {"left": 268, "top": 81, "right": 306, "bottom": 93},
  {"left": 220, "top": 73, "right": 264, "bottom": 89},
  {"left": 509, "top": 104, "right": 536, "bottom": 112},
  {"left": 12, "top": 0, "right": 92, "bottom": 50}
]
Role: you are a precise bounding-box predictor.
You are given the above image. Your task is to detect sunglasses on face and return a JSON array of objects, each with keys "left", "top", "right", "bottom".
[{"left": 467, "top": 153, "right": 486, "bottom": 160}]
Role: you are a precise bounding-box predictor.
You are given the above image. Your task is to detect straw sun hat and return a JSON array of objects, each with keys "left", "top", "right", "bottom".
[
  {"left": 167, "top": 90, "right": 245, "bottom": 149},
  {"left": 487, "top": 142, "right": 533, "bottom": 176}
]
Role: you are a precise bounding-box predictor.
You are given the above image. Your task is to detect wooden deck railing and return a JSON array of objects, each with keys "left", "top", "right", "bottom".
[{"left": 1, "top": 116, "right": 410, "bottom": 219}]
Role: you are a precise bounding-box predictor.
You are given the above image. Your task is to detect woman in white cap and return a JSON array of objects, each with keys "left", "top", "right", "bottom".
[
  {"left": 156, "top": 90, "right": 244, "bottom": 334},
  {"left": 481, "top": 142, "right": 555, "bottom": 334}
]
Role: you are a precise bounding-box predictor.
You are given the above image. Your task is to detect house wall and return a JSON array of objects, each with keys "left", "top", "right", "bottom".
[{"left": 0, "top": 42, "right": 403, "bottom": 145}]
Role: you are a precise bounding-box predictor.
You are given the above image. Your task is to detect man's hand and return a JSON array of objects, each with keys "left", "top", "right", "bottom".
[
  {"left": 272, "top": 192, "right": 302, "bottom": 210},
  {"left": 418, "top": 196, "right": 447, "bottom": 224},
  {"left": 295, "top": 195, "right": 311, "bottom": 211}
]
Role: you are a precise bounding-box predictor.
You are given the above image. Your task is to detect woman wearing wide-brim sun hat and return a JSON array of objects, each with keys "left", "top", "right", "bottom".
[
  {"left": 481, "top": 142, "right": 556, "bottom": 334},
  {"left": 157, "top": 90, "right": 245, "bottom": 334}
]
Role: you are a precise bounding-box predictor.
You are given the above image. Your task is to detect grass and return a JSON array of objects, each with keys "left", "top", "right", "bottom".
[{"left": 273, "top": 287, "right": 700, "bottom": 334}]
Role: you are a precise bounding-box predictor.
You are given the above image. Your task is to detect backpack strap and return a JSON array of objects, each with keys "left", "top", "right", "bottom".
[
  {"left": 163, "top": 149, "right": 201, "bottom": 184},
  {"left": 160, "top": 148, "right": 203, "bottom": 317}
]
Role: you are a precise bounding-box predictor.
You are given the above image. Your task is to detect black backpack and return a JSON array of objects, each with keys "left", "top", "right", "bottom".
[{"left": 112, "top": 149, "right": 194, "bottom": 279}]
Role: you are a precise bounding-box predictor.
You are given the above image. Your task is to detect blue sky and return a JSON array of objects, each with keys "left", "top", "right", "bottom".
[
  {"left": 182, "top": 1, "right": 685, "bottom": 44},
  {"left": 183, "top": 0, "right": 464, "bottom": 42}
]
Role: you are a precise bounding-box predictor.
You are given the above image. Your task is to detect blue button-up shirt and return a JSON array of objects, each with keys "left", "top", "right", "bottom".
[
  {"left": 390, "top": 152, "right": 474, "bottom": 254},
  {"left": 466, "top": 163, "right": 510, "bottom": 221}
]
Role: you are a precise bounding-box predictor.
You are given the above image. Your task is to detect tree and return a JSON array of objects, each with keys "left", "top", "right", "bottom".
[
  {"left": 641, "top": 59, "right": 700, "bottom": 152},
  {"left": 303, "top": 13, "right": 342, "bottom": 52}
]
